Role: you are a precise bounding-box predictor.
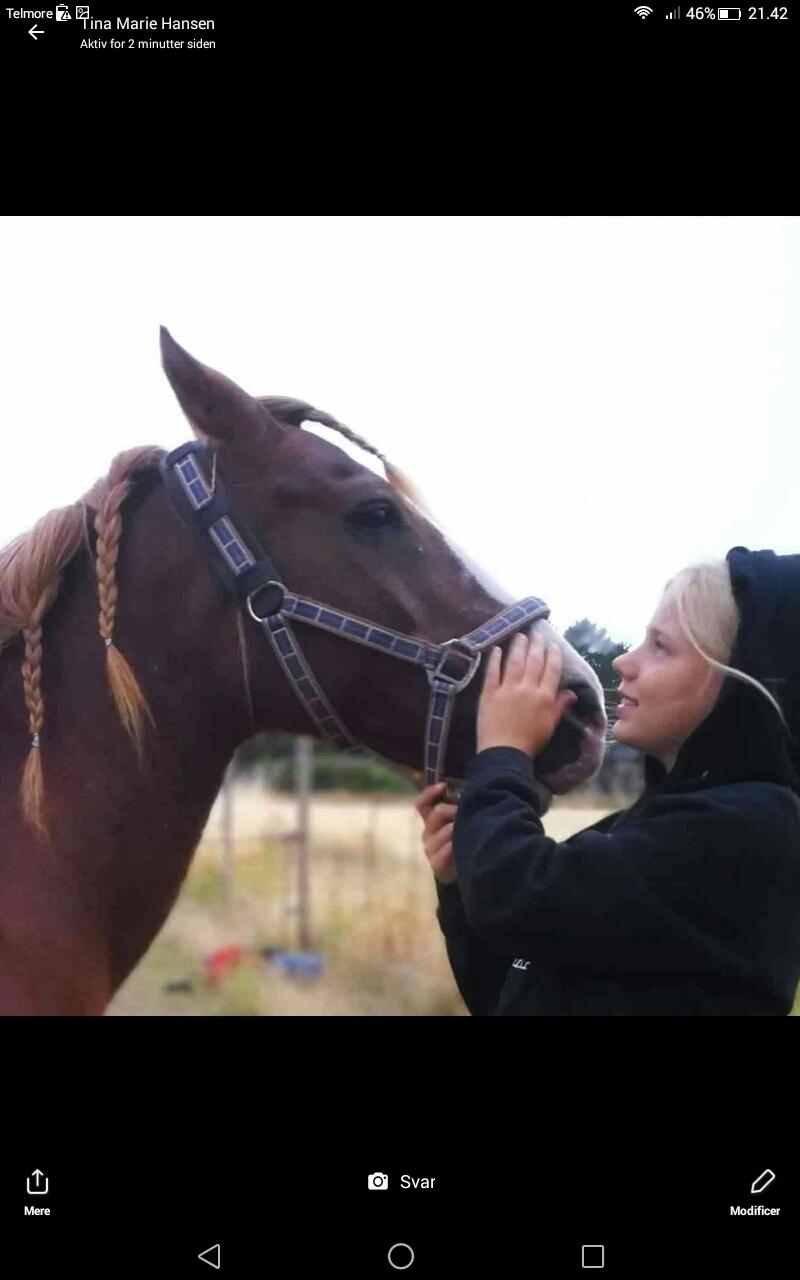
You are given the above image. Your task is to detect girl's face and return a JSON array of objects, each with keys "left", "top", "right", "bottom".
[{"left": 611, "top": 597, "right": 725, "bottom": 772}]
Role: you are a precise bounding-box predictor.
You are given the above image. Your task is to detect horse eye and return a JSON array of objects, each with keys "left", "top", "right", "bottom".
[{"left": 347, "top": 500, "right": 404, "bottom": 533}]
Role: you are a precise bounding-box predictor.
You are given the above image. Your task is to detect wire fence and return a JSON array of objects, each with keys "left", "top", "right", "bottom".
[{"left": 195, "top": 736, "right": 643, "bottom": 965}]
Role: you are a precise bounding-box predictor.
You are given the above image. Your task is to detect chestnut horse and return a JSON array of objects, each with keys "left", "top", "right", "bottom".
[{"left": 0, "top": 330, "right": 606, "bottom": 1014}]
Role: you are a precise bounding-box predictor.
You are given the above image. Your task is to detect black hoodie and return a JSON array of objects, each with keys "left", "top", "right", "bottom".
[{"left": 436, "top": 547, "right": 800, "bottom": 1016}]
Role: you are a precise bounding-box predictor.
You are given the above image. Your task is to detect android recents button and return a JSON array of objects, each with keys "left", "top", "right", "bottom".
[
  {"left": 582, "top": 1244, "right": 605, "bottom": 1269},
  {"left": 387, "top": 1242, "right": 415, "bottom": 1270}
]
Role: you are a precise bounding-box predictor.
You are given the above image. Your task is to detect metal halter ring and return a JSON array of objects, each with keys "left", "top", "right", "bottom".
[
  {"left": 427, "top": 639, "right": 482, "bottom": 692},
  {"left": 246, "top": 580, "right": 286, "bottom": 623}
]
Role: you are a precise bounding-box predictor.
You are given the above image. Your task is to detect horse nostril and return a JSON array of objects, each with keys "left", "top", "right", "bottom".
[
  {"left": 562, "top": 681, "right": 601, "bottom": 724},
  {"left": 559, "top": 681, "right": 580, "bottom": 706},
  {"left": 563, "top": 680, "right": 587, "bottom": 700}
]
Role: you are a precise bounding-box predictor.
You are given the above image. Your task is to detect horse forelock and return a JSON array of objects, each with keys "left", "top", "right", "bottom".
[{"left": 257, "top": 395, "right": 431, "bottom": 519}]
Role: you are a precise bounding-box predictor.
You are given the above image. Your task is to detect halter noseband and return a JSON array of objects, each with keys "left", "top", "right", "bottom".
[{"left": 160, "top": 442, "right": 550, "bottom": 791}]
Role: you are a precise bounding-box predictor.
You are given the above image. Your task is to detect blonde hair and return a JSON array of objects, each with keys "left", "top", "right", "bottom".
[
  {"left": 662, "top": 560, "right": 788, "bottom": 730},
  {"left": 0, "top": 446, "right": 164, "bottom": 842}
]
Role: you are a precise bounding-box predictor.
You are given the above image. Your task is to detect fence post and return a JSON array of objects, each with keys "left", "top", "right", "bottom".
[{"left": 296, "top": 735, "right": 313, "bottom": 951}]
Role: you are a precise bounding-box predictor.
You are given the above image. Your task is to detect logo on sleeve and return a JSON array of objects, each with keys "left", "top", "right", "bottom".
[{"left": 512, "top": 958, "right": 530, "bottom": 970}]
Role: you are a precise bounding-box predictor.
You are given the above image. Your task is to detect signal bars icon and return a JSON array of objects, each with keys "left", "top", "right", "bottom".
[{"left": 634, "top": 5, "right": 654, "bottom": 15}]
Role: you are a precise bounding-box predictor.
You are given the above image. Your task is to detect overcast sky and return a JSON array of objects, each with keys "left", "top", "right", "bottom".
[{"left": 1, "top": 215, "right": 797, "bottom": 646}]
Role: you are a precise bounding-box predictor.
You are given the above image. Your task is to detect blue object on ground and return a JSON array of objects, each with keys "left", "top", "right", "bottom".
[{"left": 270, "top": 951, "right": 324, "bottom": 978}]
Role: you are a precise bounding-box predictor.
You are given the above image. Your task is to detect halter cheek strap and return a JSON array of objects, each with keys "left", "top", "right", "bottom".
[{"left": 161, "top": 442, "right": 550, "bottom": 790}]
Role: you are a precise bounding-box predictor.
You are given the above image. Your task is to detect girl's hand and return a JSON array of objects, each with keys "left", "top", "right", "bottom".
[
  {"left": 476, "top": 630, "right": 578, "bottom": 757},
  {"left": 415, "top": 782, "right": 459, "bottom": 885}
]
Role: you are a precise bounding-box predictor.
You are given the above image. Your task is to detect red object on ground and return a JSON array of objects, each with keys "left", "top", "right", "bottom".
[{"left": 204, "top": 944, "right": 245, "bottom": 985}]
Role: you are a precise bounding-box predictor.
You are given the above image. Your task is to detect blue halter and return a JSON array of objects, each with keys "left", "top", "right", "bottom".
[{"left": 161, "top": 442, "right": 550, "bottom": 792}]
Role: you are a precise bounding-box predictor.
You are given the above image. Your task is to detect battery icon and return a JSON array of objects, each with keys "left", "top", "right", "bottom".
[{"left": 718, "top": 6, "right": 741, "bottom": 16}]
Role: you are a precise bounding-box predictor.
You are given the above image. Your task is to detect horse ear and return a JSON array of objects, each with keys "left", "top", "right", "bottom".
[{"left": 159, "top": 327, "right": 276, "bottom": 445}]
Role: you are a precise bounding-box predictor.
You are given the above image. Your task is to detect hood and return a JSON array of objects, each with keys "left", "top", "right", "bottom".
[{"left": 642, "top": 546, "right": 800, "bottom": 798}]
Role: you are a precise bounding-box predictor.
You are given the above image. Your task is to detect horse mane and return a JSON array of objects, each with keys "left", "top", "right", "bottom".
[
  {"left": 1, "top": 398, "right": 424, "bottom": 843},
  {"left": 0, "top": 445, "right": 165, "bottom": 841}
]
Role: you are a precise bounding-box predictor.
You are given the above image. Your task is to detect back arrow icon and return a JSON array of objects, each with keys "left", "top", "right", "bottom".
[
  {"left": 198, "top": 1243, "right": 221, "bottom": 1270},
  {"left": 29, "top": 24, "right": 44, "bottom": 38}
]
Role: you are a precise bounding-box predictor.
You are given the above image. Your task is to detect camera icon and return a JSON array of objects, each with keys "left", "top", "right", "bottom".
[{"left": 368, "top": 1171, "right": 389, "bottom": 1190}]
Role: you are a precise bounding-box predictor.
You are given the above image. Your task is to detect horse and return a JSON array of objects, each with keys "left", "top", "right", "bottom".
[{"left": 0, "top": 329, "right": 606, "bottom": 1014}]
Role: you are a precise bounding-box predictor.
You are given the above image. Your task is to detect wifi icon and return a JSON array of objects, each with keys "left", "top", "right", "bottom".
[{"left": 634, "top": 4, "right": 654, "bottom": 14}]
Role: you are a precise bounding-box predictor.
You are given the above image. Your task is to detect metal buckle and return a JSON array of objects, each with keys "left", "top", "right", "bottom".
[
  {"left": 427, "top": 639, "right": 481, "bottom": 691},
  {"left": 246, "top": 580, "right": 286, "bottom": 622}
]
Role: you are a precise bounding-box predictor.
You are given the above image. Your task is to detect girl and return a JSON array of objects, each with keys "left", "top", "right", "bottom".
[{"left": 417, "top": 547, "right": 800, "bottom": 1015}]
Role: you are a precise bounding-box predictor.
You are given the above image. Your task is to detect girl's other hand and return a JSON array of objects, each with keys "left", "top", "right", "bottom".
[{"left": 415, "top": 782, "right": 459, "bottom": 885}]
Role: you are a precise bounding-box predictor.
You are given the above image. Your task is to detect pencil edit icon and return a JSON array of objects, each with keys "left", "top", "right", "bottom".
[{"left": 751, "top": 1169, "right": 775, "bottom": 1194}]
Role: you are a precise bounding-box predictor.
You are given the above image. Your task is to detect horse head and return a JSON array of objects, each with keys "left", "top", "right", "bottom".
[{"left": 157, "top": 329, "right": 606, "bottom": 795}]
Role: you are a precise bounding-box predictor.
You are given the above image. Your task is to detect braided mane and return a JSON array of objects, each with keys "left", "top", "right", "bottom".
[
  {"left": 0, "top": 399, "right": 423, "bottom": 843},
  {"left": 0, "top": 446, "right": 165, "bottom": 840}
]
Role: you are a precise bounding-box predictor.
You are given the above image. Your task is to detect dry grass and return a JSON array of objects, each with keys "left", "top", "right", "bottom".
[
  {"left": 108, "top": 783, "right": 615, "bottom": 1016},
  {"left": 106, "top": 780, "right": 799, "bottom": 1016}
]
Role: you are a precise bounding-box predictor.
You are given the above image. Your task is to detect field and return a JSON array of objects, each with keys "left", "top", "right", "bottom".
[
  {"left": 106, "top": 780, "right": 800, "bottom": 1016},
  {"left": 106, "top": 782, "right": 617, "bottom": 1016}
]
